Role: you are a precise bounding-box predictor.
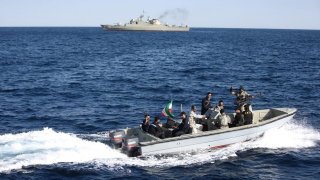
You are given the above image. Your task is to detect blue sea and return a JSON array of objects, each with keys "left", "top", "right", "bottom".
[{"left": 0, "top": 27, "right": 320, "bottom": 179}]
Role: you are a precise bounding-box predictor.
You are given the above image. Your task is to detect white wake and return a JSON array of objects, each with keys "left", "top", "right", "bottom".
[
  {"left": 0, "top": 120, "right": 319, "bottom": 172},
  {"left": 0, "top": 128, "right": 125, "bottom": 172}
]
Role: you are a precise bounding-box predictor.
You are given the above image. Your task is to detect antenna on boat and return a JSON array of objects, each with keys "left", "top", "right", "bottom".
[{"left": 180, "top": 104, "right": 183, "bottom": 112}]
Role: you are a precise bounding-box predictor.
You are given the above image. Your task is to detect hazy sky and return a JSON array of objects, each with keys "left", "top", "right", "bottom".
[{"left": 1, "top": 0, "right": 320, "bottom": 29}]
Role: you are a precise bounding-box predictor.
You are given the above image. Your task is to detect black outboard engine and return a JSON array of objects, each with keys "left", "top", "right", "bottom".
[
  {"left": 109, "top": 130, "right": 126, "bottom": 149},
  {"left": 122, "top": 137, "right": 141, "bottom": 157}
]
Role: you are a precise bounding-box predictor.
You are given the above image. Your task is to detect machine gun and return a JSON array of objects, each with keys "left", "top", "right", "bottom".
[{"left": 229, "top": 86, "right": 262, "bottom": 110}]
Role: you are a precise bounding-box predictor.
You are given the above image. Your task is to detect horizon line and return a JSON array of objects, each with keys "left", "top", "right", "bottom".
[{"left": 0, "top": 26, "right": 319, "bottom": 31}]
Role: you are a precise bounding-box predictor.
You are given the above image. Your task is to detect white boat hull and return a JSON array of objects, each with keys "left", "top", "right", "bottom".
[
  {"left": 109, "top": 108, "right": 296, "bottom": 156},
  {"left": 141, "top": 114, "right": 293, "bottom": 155}
]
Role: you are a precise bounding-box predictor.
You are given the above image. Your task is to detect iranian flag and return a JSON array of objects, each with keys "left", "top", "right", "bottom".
[{"left": 162, "top": 100, "right": 174, "bottom": 118}]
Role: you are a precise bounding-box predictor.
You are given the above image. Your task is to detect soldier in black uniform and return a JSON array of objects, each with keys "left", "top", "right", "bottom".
[
  {"left": 172, "top": 112, "right": 191, "bottom": 137},
  {"left": 201, "top": 92, "right": 213, "bottom": 115},
  {"left": 243, "top": 104, "right": 253, "bottom": 125},
  {"left": 148, "top": 116, "right": 165, "bottom": 139},
  {"left": 231, "top": 108, "right": 244, "bottom": 127},
  {"left": 141, "top": 114, "right": 150, "bottom": 132}
]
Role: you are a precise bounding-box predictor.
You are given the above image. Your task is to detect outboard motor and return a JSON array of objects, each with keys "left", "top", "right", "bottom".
[
  {"left": 122, "top": 137, "right": 141, "bottom": 157},
  {"left": 109, "top": 130, "right": 126, "bottom": 149}
]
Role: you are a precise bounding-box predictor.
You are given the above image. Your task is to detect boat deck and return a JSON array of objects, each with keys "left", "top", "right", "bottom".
[{"left": 125, "top": 108, "right": 296, "bottom": 146}]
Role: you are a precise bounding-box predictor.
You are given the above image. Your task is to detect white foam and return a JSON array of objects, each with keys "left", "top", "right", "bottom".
[
  {"left": 0, "top": 128, "right": 125, "bottom": 172},
  {"left": 247, "top": 121, "right": 320, "bottom": 149},
  {"left": 1, "top": 120, "right": 319, "bottom": 172}
]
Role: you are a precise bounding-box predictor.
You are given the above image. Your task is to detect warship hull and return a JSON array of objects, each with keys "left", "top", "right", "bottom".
[
  {"left": 101, "top": 24, "right": 189, "bottom": 32},
  {"left": 101, "top": 13, "right": 190, "bottom": 32}
]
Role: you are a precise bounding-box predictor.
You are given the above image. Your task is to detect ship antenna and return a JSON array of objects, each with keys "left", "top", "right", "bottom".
[{"left": 140, "top": 10, "right": 145, "bottom": 19}]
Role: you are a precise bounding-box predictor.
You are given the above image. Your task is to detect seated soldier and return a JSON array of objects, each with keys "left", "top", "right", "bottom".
[
  {"left": 217, "top": 109, "right": 231, "bottom": 129},
  {"left": 172, "top": 112, "right": 191, "bottom": 137},
  {"left": 243, "top": 104, "right": 253, "bottom": 125},
  {"left": 213, "top": 100, "right": 224, "bottom": 112},
  {"left": 148, "top": 117, "right": 165, "bottom": 139},
  {"left": 141, "top": 114, "right": 150, "bottom": 132},
  {"left": 231, "top": 108, "right": 244, "bottom": 127},
  {"left": 203, "top": 108, "right": 220, "bottom": 131},
  {"left": 162, "top": 116, "right": 178, "bottom": 138},
  {"left": 163, "top": 116, "right": 178, "bottom": 129}
]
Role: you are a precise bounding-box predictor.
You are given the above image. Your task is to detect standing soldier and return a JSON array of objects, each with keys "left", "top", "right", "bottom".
[
  {"left": 230, "top": 86, "right": 254, "bottom": 110},
  {"left": 201, "top": 92, "right": 213, "bottom": 115}
]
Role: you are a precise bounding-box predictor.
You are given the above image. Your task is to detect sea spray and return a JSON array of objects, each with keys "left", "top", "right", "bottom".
[{"left": 0, "top": 128, "right": 125, "bottom": 172}]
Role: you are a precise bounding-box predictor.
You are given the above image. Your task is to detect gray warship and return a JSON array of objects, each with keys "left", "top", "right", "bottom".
[{"left": 101, "top": 14, "right": 189, "bottom": 32}]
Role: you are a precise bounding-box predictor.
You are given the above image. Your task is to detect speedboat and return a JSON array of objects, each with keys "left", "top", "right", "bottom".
[{"left": 108, "top": 108, "right": 297, "bottom": 157}]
